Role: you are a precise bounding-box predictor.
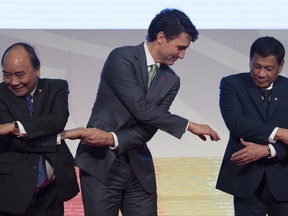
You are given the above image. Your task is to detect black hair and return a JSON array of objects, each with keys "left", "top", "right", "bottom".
[
  {"left": 146, "top": 8, "right": 199, "bottom": 43},
  {"left": 250, "top": 36, "right": 285, "bottom": 64}
]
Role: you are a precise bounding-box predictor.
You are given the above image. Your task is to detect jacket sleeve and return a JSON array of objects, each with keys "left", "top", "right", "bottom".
[
  {"left": 0, "top": 79, "right": 69, "bottom": 153},
  {"left": 103, "top": 49, "right": 188, "bottom": 139}
]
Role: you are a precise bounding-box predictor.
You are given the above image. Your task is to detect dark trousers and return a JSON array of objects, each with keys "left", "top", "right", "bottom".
[
  {"left": 0, "top": 181, "right": 64, "bottom": 216},
  {"left": 80, "top": 154, "right": 157, "bottom": 216},
  {"left": 234, "top": 174, "right": 288, "bottom": 216}
]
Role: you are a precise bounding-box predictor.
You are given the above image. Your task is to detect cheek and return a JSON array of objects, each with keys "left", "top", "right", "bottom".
[
  {"left": 250, "top": 71, "right": 257, "bottom": 79},
  {"left": 269, "top": 74, "right": 279, "bottom": 82}
]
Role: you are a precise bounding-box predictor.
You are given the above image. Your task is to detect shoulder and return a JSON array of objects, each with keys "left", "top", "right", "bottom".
[
  {"left": 276, "top": 75, "right": 288, "bottom": 84},
  {"left": 221, "top": 72, "right": 250, "bottom": 83},
  {"left": 220, "top": 73, "right": 253, "bottom": 90},
  {"left": 112, "top": 43, "right": 142, "bottom": 52},
  {"left": 40, "top": 78, "right": 68, "bottom": 86},
  {"left": 109, "top": 43, "right": 143, "bottom": 58},
  {"left": 38, "top": 78, "right": 69, "bottom": 92}
]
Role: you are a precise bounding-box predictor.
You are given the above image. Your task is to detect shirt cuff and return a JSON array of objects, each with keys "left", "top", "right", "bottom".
[
  {"left": 269, "top": 127, "right": 278, "bottom": 143},
  {"left": 16, "top": 121, "right": 26, "bottom": 135},
  {"left": 268, "top": 144, "right": 276, "bottom": 158},
  {"left": 57, "top": 133, "right": 61, "bottom": 145},
  {"left": 109, "top": 132, "right": 119, "bottom": 150},
  {"left": 185, "top": 121, "right": 189, "bottom": 131}
]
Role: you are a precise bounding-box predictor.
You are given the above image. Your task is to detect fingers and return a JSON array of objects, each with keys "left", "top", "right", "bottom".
[
  {"left": 196, "top": 125, "right": 221, "bottom": 141},
  {"left": 207, "top": 128, "right": 220, "bottom": 141},
  {"left": 231, "top": 148, "right": 258, "bottom": 165},
  {"left": 198, "top": 135, "right": 206, "bottom": 141}
]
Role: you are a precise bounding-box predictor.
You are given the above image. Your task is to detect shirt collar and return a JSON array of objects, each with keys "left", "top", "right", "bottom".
[
  {"left": 144, "top": 42, "right": 159, "bottom": 68},
  {"left": 266, "top": 83, "right": 273, "bottom": 90}
]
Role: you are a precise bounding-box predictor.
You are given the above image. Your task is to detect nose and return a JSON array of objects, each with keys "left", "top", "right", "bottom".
[
  {"left": 258, "top": 68, "right": 267, "bottom": 77},
  {"left": 10, "top": 76, "right": 20, "bottom": 86},
  {"left": 178, "top": 50, "right": 186, "bottom": 60}
]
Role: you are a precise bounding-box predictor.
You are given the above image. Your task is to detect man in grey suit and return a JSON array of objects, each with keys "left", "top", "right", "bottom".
[{"left": 63, "top": 8, "right": 220, "bottom": 216}]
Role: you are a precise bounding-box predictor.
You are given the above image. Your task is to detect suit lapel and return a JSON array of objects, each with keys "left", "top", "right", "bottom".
[
  {"left": 33, "top": 78, "right": 45, "bottom": 116},
  {"left": 248, "top": 87, "right": 266, "bottom": 119},
  {"left": 248, "top": 76, "right": 287, "bottom": 120},
  {"left": 134, "top": 43, "right": 176, "bottom": 101},
  {"left": 135, "top": 43, "right": 149, "bottom": 93},
  {"left": 267, "top": 77, "right": 286, "bottom": 119}
]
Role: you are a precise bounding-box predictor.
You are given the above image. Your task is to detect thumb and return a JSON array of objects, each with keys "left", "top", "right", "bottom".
[{"left": 240, "top": 138, "right": 249, "bottom": 147}]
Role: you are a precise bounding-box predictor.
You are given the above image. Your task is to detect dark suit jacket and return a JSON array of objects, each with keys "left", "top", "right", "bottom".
[
  {"left": 0, "top": 78, "right": 79, "bottom": 214},
  {"left": 76, "top": 43, "right": 188, "bottom": 193},
  {"left": 216, "top": 73, "right": 288, "bottom": 201}
]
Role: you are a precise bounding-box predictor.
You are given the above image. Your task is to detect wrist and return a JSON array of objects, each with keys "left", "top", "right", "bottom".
[
  {"left": 107, "top": 133, "right": 115, "bottom": 147},
  {"left": 12, "top": 121, "right": 20, "bottom": 136},
  {"left": 275, "top": 127, "right": 285, "bottom": 140},
  {"left": 267, "top": 145, "right": 271, "bottom": 158},
  {"left": 187, "top": 121, "right": 194, "bottom": 131}
]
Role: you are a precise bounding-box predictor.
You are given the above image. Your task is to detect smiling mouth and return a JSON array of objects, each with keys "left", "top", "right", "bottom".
[{"left": 11, "top": 86, "right": 24, "bottom": 92}]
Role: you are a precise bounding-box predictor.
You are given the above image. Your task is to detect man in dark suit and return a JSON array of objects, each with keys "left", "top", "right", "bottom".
[
  {"left": 0, "top": 42, "right": 79, "bottom": 216},
  {"left": 216, "top": 36, "right": 288, "bottom": 216},
  {"left": 63, "top": 8, "right": 220, "bottom": 216}
]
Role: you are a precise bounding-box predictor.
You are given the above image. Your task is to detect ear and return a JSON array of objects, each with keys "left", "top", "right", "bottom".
[
  {"left": 278, "top": 59, "right": 285, "bottom": 74},
  {"left": 36, "top": 68, "right": 40, "bottom": 77},
  {"left": 156, "top": 31, "right": 166, "bottom": 45},
  {"left": 249, "top": 60, "right": 252, "bottom": 69}
]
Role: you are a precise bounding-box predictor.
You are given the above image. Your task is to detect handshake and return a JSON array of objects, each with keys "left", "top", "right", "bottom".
[{"left": 61, "top": 127, "right": 115, "bottom": 147}]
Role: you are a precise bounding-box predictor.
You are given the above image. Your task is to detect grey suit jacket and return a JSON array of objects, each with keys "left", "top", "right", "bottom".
[{"left": 76, "top": 43, "right": 188, "bottom": 193}]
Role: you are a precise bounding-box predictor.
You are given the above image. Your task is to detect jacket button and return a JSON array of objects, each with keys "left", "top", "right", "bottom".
[{"left": 33, "top": 166, "right": 38, "bottom": 170}]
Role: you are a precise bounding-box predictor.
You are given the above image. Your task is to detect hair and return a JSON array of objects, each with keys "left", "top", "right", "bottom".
[
  {"left": 146, "top": 8, "right": 199, "bottom": 43},
  {"left": 250, "top": 36, "right": 285, "bottom": 64},
  {"left": 1, "top": 42, "right": 41, "bottom": 69}
]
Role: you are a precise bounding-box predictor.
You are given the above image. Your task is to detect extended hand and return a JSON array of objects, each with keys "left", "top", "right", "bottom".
[
  {"left": 188, "top": 121, "right": 220, "bottom": 141},
  {"left": 231, "top": 138, "right": 270, "bottom": 165},
  {"left": 61, "top": 127, "right": 86, "bottom": 140},
  {"left": 81, "top": 128, "right": 114, "bottom": 147}
]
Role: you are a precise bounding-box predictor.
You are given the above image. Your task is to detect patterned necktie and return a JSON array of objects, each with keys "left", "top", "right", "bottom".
[
  {"left": 261, "top": 89, "right": 271, "bottom": 111},
  {"left": 147, "top": 64, "right": 158, "bottom": 88},
  {"left": 25, "top": 94, "right": 47, "bottom": 188}
]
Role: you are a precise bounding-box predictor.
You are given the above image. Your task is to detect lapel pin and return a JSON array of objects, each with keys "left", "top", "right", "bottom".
[{"left": 38, "top": 89, "right": 43, "bottom": 93}]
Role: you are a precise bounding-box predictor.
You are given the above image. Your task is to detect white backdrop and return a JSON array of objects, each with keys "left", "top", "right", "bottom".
[{"left": 0, "top": 0, "right": 288, "bottom": 29}]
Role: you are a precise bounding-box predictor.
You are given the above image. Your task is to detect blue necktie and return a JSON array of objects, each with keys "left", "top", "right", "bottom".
[{"left": 25, "top": 95, "right": 47, "bottom": 188}]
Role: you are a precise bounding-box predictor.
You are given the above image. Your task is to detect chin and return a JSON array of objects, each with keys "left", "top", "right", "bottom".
[
  {"left": 167, "top": 61, "right": 175, "bottom": 66},
  {"left": 11, "top": 90, "right": 26, "bottom": 97}
]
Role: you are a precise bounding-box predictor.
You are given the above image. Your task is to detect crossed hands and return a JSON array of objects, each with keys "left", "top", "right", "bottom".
[
  {"left": 231, "top": 127, "right": 288, "bottom": 165},
  {"left": 61, "top": 127, "right": 115, "bottom": 147},
  {"left": 231, "top": 138, "right": 270, "bottom": 165},
  {"left": 188, "top": 121, "right": 220, "bottom": 141}
]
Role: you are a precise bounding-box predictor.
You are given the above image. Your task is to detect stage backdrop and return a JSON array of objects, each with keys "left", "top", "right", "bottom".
[{"left": 0, "top": 29, "right": 287, "bottom": 215}]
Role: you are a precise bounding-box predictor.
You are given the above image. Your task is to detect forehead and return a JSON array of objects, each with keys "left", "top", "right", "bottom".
[
  {"left": 3, "top": 46, "right": 31, "bottom": 68},
  {"left": 170, "top": 32, "right": 191, "bottom": 46},
  {"left": 251, "top": 53, "right": 278, "bottom": 65}
]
